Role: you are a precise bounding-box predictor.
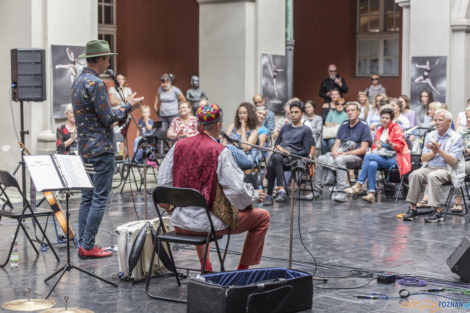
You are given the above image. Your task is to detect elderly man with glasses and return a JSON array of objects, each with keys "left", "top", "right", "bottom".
[
  {"left": 253, "top": 94, "right": 275, "bottom": 133},
  {"left": 319, "top": 64, "right": 349, "bottom": 103},
  {"left": 404, "top": 109, "right": 466, "bottom": 223}
]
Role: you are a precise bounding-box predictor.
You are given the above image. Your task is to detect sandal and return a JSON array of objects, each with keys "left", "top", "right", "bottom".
[
  {"left": 451, "top": 203, "right": 464, "bottom": 213},
  {"left": 416, "top": 200, "right": 430, "bottom": 208},
  {"left": 344, "top": 184, "right": 363, "bottom": 195}
]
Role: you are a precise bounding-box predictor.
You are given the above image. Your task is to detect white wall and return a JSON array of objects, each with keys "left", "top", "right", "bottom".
[
  {"left": 0, "top": 0, "right": 97, "bottom": 175},
  {"left": 198, "top": 0, "right": 284, "bottom": 128}
]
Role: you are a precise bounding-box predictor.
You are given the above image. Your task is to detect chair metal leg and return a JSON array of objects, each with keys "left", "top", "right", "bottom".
[
  {"left": 145, "top": 234, "right": 186, "bottom": 304},
  {"left": 18, "top": 221, "right": 39, "bottom": 256},
  {"left": 395, "top": 176, "right": 405, "bottom": 203},
  {"left": 0, "top": 223, "right": 22, "bottom": 267}
]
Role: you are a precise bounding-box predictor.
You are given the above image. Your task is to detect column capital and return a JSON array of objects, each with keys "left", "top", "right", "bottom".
[
  {"left": 198, "top": 0, "right": 255, "bottom": 3},
  {"left": 395, "top": 0, "right": 410, "bottom": 9},
  {"left": 451, "top": 19, "right": 470, "bottom": 32}
]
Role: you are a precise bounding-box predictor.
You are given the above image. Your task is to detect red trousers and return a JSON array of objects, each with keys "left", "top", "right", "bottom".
[{"left": 174, "top": 207, "right": 270, "bottom": 266}]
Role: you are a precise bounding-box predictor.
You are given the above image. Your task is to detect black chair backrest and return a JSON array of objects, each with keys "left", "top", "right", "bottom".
[
  {"left": 0, "top": 170, "right": 20, "bottom": 190},
  {"left": 153, "top": 186, "right": 208, "bottom": 209},
  {"left": 154, "top": 130, "right": 168, "bottom": 140}
]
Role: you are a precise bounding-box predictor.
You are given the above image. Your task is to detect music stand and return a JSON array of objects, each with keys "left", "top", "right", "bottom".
[{"left": 24, "top": 154, "right": 118, "bottom": 298}]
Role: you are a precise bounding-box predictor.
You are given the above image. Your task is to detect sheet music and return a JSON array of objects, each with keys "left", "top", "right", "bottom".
[
  {"left": 24, "top": 155, "right": 64, "bottom": 191},
  {"left": 53, "top": 154, "right": 93, "bottom": 189}
]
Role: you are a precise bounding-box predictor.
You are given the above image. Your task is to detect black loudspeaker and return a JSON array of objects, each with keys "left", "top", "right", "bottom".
[
  {"left": 447, "top": 237, "right": 470, "bottom": 282},
  {"left": 11, "top": 48, "right": 46, "bottom": 102}
]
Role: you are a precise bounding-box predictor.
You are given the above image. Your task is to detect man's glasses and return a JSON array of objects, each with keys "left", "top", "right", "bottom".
[
  {"left": 371, "top": 77, "right": 379, "bottom": 81},
  {"left": 254, "top": 101, "right": 263, "bottom": 104},
  {"left": 329, "top": 70, "right": 337, "bottom": 73}
]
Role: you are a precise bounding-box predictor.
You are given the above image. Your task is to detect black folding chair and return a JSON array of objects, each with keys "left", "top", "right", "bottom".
[
  {"left": 0, "top": 170, "right": 59, "bottom": 267},
  {"left": 145, "top": 186, "right": 226, "bottom": 303}
]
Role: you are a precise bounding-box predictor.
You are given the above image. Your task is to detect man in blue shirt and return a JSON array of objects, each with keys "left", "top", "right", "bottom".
[
  {"left": 72, "top": 40, "right": 143, "bottom": 258},
  {"left": 404, "top": 109, "right": 465, "bottom": 223},
  {"left": 264, "top": 100, "right": 312, "bottom": 205},
  {"left": 253, "top": 94, "right": 275, "bottom": 134},
  {"left": 313, "top": 102, "right": 372, "bottom": 202}
]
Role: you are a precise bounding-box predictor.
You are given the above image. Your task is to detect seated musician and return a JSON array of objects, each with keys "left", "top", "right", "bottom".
[
  {"left": 263, "top": 100, "right": 313, "bottom": 205},
  {"left": 134, "top": 105, "right": 154, "bottom": 162},
  {"left": 56, "top": 104, "right": 78, "bottom": 155},
  {"left": 313, "top": 102, "right": 372, "bottom": 202},
  {"left": 158, "top": 103, "right": 270, "bottom": 271}
]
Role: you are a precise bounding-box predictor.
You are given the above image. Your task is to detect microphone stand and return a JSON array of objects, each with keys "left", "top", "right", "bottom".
[
  {"left": 222, "top": 132, "right": 342, "bottom": 269},
  {"left": 109, "top": 72, "right": 146, "bottom": 219},
  {"left": 221, "top": 132, "right": 348, "bottom": 172}
]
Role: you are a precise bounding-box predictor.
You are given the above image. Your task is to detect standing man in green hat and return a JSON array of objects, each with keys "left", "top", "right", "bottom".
[{"left": 72, "top": 40, "right": 143, "bottom": 259}]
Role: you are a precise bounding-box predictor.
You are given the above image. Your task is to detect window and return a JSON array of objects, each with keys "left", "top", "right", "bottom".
[
  {"left": 356, "top": 0, "right": 400, "bottom": 76},
  {"left": 98, "top": 0, "right": 117, "bottom": 72}
]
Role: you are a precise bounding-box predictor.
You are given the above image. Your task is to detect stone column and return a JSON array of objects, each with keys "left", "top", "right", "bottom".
[
  {"left": 396, "top": 0, "right": 410, "bottom": 96},
  {"left": 450, "top": 0, "right": 470, "bottom": 117},
  {"left": 198, "top": 0, "right": 256, "bottom": 128}
]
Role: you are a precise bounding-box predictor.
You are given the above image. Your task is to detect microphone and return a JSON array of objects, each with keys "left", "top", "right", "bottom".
[
  {"left": 221, "top": 131, "right": 235, "bottom": 145},
  {"left": 105, "top": 69, "right": 120, "bottom": 88},
  {"left": 404, "top": 126, "right": 418, "bottom": 135}
]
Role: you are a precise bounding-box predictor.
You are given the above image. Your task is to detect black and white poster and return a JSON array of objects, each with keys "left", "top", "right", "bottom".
[
  {"left": 410, "top": 56, "right": 447, "bottom": 106},
  {"left": 261, "top": 53, "right": 287, "bottom": 113},
  {"left": 51, "top": 45, "right": 86, "bottom": 118}
]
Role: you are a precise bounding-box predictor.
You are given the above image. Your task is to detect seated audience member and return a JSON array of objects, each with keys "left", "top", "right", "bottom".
[
  {"left": 313, "top": 102, "right": 372, "bottom": 202},
  {"left": 264, "top": 100, "right": 312, "bottom": 205},
  {"left": 455, "top": 98, "right": 470, "bottom": 132},
  {"left": 224, "top": 102, "right": 258, "bottom": 170},
  {"left": 273, "top": 101, "right": 292, "bottom": 141},
  {"left": 253, "top": 94, "right": 275, "bottom": 134},
  {"left": 133, "top": 105, "right": 154, "bottom": 162},
  {"left": 367, "top": 93, "right": 388, "bottom": 131},
  {"left": 255, "top": 107, "right": 269, "bottom": 160},
  {"left": 399, "top": 95, "right": 416, "bottom": 128},
  {"left": 366, "top": 74, "right": 386, "bottom": 104},
  {"left": 358, "top": 90, "right": 370, "bottom": 121},
  {"left": 403, "top": 109, "right": 465, "bottom": 223},
  {"left": 389, "top": 98, "right": 410, "bottom": 130},
  {"left": 345, "top": 108, "right": 411, "bottom": 203},
  {"left": 323, "top": 98, "right": 348, "bottom": 154},
  {"left": 321, "top": 89, "right": 341, "bottom": 125},
  {"left": 108, "top": 73, "right": 133, "bottom": 107},
  {"left": 167, "top": 102, "right": 198, "bottom": 141},
  {"left": 303, "top": 100, "right": 323, "bottom": 158},
  {"left": 452, "top": 107, "right": 470, "bottom": 213},
  {"left": 57, "top": 104, "right": 78, "bottom": 155},
  {"left": 158, "top": 103, "right": 269, "bottom": 271}
]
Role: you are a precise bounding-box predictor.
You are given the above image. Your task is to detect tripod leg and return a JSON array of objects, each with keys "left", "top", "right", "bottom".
[
  {"left": 45, "top": 265, "right": 69, "bottom": 299},
  {"left": 44, "top": 264, "right": 68, "bottom": 283},
  {"left": 72, "top": 265, "right": 118, "bottom": 287}
]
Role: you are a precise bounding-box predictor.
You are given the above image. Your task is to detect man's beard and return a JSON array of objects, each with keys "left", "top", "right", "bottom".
[{"left": 329, "top": 75, "right": 336, "bottom": 80}]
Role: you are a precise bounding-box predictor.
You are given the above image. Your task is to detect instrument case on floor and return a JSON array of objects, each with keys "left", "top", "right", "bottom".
[
  {"left": 187, "top": 267, "right": 312, "bottom": 313},
  {"left": 116, "top": 217, "right": 171, "bottom": 281}
]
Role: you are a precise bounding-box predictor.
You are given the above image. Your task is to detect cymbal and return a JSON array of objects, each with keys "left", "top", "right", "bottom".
[
  {"left": 2, "top": 298, "right": 56, "bottom": 311},
  {"left": 40, "top": 308, "right": 94, "bottom": 313}
]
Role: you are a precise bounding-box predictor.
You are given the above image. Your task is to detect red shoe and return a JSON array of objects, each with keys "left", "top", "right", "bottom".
[{"left": 78, "top": 246, "right": 112, "bottom": 259}]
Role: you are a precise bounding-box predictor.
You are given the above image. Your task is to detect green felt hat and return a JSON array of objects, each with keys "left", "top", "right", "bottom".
[{"left": 78, "top": 40, "right": 118, "bottom": 58}]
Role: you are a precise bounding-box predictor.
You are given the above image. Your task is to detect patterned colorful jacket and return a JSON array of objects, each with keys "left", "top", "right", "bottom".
[{"left": 71, "top": 67, "right": 130, "bottom": 159}]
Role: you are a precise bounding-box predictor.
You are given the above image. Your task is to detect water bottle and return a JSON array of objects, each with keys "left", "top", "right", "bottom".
[
  {"left": 10, "top": 237, "right": 19, "bottom": 269},
  {"left": 258, "top": 185, "right": 264, "bottom": 207}
]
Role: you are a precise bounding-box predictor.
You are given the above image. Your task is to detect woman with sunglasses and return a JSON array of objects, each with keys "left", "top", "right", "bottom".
[
  {"left": 322, "top": 98, "right": 347, "bottom": 154},
  {"left": 366, "top": 74, "right": 386, "bottom": 104}
]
